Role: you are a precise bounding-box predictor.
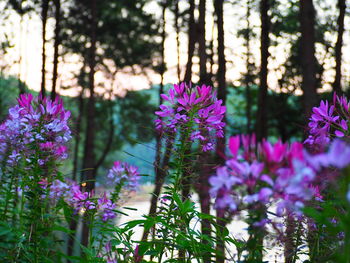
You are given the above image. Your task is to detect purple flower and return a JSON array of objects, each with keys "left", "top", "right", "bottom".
[
  {"left": 228, "top": 136, "right": 240, "bottom": 158},
  {"left": 209, "top": 134, "right": 326, "bottom": 220},
  {"left": 306, "top": 139, "right": 350, "bottom": 170},
  {"left": 209, "top": 167, "right": 239, "bottom": 211},
  {"left": 107, "top": 161, "right": 140, "bottom": 191},
  {"left": 0, "top": 93, "right": 71, "bottom": 167},
  {"left": 305, "top": 94, "right": 350, "bottom": 147},
  {"left": 155, "top": 83, "right": 226, "bottom": 152},
  {"left": 98, "top": 193, "right": 116, "bottom": 222},
  {"left": 260, "top": 140, "right": 288, "bottom": 164},
  {"left": 258, "top": 187, "right": 273, "bottom": 202}
]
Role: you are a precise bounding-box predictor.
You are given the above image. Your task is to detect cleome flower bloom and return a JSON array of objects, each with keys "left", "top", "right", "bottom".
[
  {"left": 209, "top": 135, "right": 350, "bottom": 220},
  {"left": 49, "top": 179, "right": 117, "bottom": 222},
  {"left": 305, "top": 93, "right": 349, "bottom": 147},
  {"left": 155, "top": 82, "right": 226, "bottom": 152},
  {"left": 107, "top": 161, "right": 140, "bottom": 192},
  {"left": 0, "top": 93, "right": 71, "bottom": 166}
]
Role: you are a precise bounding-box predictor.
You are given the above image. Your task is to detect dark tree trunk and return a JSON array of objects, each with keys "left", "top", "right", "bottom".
[
  {"left": 300, "top": 0, "right": 318, "bottom": 116},
  {"left": 284, "top": 214, "right": 296, "bottom": 263},
  {"left": 208, "top": 20, "right": 215, "bottom": 86},
  {"left": 194, "top": 153, "right": 214, "bottom": 263},
  {"left": 94, "top": 100, "right": 114, "bottom": 172},
  {"left": 215, "top": 0, "right": 226, "bottom": 160},
  {"left": 40, "top": 0, "right": 49, "bottom": 97},
  {"left": 300, "top": 1, "right": 319, "bottom": 259},
  {"left": 333, "top": 0, "right": 346, "bottom": 94},
  {"left": 214, "top": 1, "right": 226, "bottom": 262},
  {"left": 141, "top": 1, "right": 169, "bottom": 244},
  {"left": 81, "top": 0, "right": 97, "bottom": 249},
  {"left": 174, "top": 0, "right": 181, "bottom": 82},
  {"left": 72, "top": 87, "right": 84, "bottom": 182},
  {"left": 141, "top": 140, "right": 173, "bottom": 242},
  {"left": 198, "top": 0, "right": 208, "bottom": 84},
  {"left": 183, "top": 0, "right": 196, "bottom": 83},
  {"left": 245, "top": 0, "right": 253, "bottom": 134},
  {"left": 256, "top": 0, "right": 270, "bottom": 142},
  {"left": 51, "top": 0, "right": 61, "bottom": 100}
]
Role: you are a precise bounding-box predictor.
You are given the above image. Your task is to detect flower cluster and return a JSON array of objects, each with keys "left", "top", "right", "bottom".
[
  {"left": 49, "top": 179, "right": 117, "bottom": 222},
  {"left": 0, "top": 93, "right": 71, "bottom": 166},
  {"left": 210, "top": 135, "right": 350, "bottom": 222},
  {"left": 107, "top": 161, "right": 140, "bottom": 191},
  {"left": 47, "top": 160, "right": 141, "bottom": 222},
  {"left": 305, "top": 93, "right": 349, "bottom": 147},
  {"left": 155, "top": 83, "right": 226, "bottom": 152}
]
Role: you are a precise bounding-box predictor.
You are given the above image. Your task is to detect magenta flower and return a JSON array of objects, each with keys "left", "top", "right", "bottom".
[
  {"left": 228, "top": 135, "right": 240, "bottom": 158},
  {"left": 305, "top": 139, "right": 350, "bottom": 170},
  {"left": 155, "top": 82, "right": 226, "bottom": 152},
  {"left": 260, "top": 140, "right": 288, "bottom": 164},
  {"left": 209, "top": 166, "right": 240, "bottom": 211},
  {"left": 49, "top": 178, "right": 117, "bottom": 221},
  {"left": 209, "top": 134, "right": 331, "bottom": 222},
  {"left": 98, "top": 193, "right": 116, "bottom": 222},
  {"left": 305, "top": 93, "right": 350, "bottom": 147},
  {"left": 107, "top": 161, "right": 140, "bottom": 191},
  {"left": 0, "top": 93, "right": 71, "bottom": 166}
]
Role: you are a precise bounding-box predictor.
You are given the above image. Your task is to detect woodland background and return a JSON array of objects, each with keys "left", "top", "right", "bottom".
[{"left": 0, "top": 0, "right": 349, "bottom": 245}]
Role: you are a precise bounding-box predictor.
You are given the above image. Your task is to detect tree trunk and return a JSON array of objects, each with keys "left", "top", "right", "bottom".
[
  {"left": 215, "top": 0, "right": 226, "bottom": 160},
  {"left": 41, "top": 0, "right": 49, "bottom": 97},
  {"left": 245, "top": 0, "right": 253, "bottom": 134},
  {"left": 300, "top": 0, "right": 318, "bottom": 117},
  {"left": 141, "top": 1, "right": 168, "bottom": 244},
  {"left": 333, "top": 0, "right": 346, "bottom": 94},
  {"left": 198, "top": 0, "right": 208, "bottom": 84},
  {"left": 51, "top": 0, "right": 61, "bottom": 100},
  {"left": 208, "top": 20, "right": 215, "bottom": 86},
  {"left": 72, "top": 87, "right": 84, "bottom": 182},
  {"left": 94, "top": 100, "right": 114, "bottom": 172},
  {"left": 194, "top": 153, "right": 213, "bottom": 263},
  {"left": 284, "top": 213, "right": 296, "bottom": 263},
  {"left": 81, "top": 0, "right": 97, "bottom": 249},
  {"left": 256, "top": 0, "right": 270, "bottom": 142},
  {"left": 214, "top": 1, "right": 226, "bottom": 262},
  {"left": 183, "top": 0, "right": 196, "bottom": 83},
  {"left": 141, "top": 140, "right": 173, "bottom": 242},
  {"left": 174, "top": 0, "right": 181, "bottom": 82}
]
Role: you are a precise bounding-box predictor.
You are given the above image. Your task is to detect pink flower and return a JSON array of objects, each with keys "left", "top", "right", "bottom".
[
  {"left": 305, "top": 93, "right": 350, "bottom": 147},
  {"left": 107, "top": 161, "right": 140, "bottom": 191},
  {"left": 155, "top": 83, "right": 226, "bottom": 152},
  {"left": 228, "top": 136, "right": 240, "bottom": 158},
  {"left": 261, "top": 140, "right": 287, "bottom": 163},
  {"left": 0, "top": 93, "right": 72, "bottom": 166}
]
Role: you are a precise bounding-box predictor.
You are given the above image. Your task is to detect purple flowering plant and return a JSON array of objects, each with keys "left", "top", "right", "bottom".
[
  {"left": 0, "top": 93, "right": 71, "bottom": 167},
  {"left": 3, "top": 88, "right": 350, "bottom": 262},
  {"left": 209, "top": 131, "right": 350, "bottom": 261},
  {"left": 0, "top": 93, "right": 141, "bottom": 262},
  {"left": 107, "top": 161, "right": 140, "bottom": 202},
  {"left": 302, "top": 93, "right": 350, "bottom": 261},
  {"left": 305, "top": 93, "right": 350, "bottom": 147},
  {"left": 155, "top": 82, "right": 226, "bottom": 152},
  {"left": 0, "top": 93, "right": 73, "bottom": 260}
]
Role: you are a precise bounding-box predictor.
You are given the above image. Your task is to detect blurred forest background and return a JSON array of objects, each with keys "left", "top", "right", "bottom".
[{"left": 0, "top": 0, "right": 349, "bottom": 184}]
